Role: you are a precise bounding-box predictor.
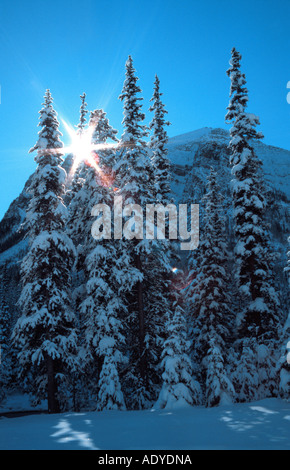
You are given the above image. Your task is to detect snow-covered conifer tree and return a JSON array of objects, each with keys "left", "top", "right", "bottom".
[
  {"left": 225, "top": 48, "right": 281, "bottom": 401},
  {"left": 117, "top": 56, "right": 151, "bottom": 207},
  {"left": 77, "top": 109, "right": 134, "bottom": 410},
  {"left": 89, "top": 108, "right": 119, "bottom": 190},
  {"left": 279, "top": 339, "right": 290, "bottom": 399},
  {"left": 148, "top": 75, "right": 171, "bottom": 203},
  {"left": 66, "top": 93, "right": 88, "bottom": 226},
  {"left": 279, "top": 236, "right": 290, "bottom": 399},
  {"left": 70, "top": 108, "right": 119, "bottom": 255},
  {"left": 67, "top": 106, "right": 118, "bottom": 249},
  {"left": 90, "top": 108, "right": 118, "bottom": 148},
  {"left": 77, "top": 92, "right": 88, "bottom": 135},
  {"left": 12, "top": 90, "right": 78, "bottom": 413},
  {"left": 83, "top": 244, "right": 131, "bottom": 411},
  {"left": 115, "top": 56, "right": 155, "bottom": 408},
  {"left": 66, "top": 92, "right": 89, "bottom": 208},
  {"left": 145, "top": 75, "right": 176, "bottom": 402},
  {"left": 155, "top": 295, "right": 201, "bottom": 410},
  {"left": 116, "top": 56, "right": 177, "bottom": 408},
  {"left": 190, "top": 168, "right": 235, "bottom": 406}
]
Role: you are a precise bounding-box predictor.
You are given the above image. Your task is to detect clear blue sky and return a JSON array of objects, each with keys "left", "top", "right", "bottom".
[{"left": 0, "top": 0, "right": 289, "bottom": 219}]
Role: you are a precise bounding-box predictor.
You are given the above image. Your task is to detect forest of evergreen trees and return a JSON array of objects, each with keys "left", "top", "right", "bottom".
[{"left": 0, "top": 49, "right": 289, "bottom": 414}]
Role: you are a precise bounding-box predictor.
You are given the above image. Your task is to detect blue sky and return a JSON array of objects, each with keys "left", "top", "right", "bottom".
[{"left": 0, "top": 0, "right": 289, "bottom": 219}]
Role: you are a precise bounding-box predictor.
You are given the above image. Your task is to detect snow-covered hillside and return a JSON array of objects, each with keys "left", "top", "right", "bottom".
[
  {"left": 167, "top": 127, "right": 290, "bottom": 200},
  {"left": 0, "top": 398, "right": 289, "bottom": 450},
  {"left": 167, "top": 128, "right": 289, "bottom": 276}
]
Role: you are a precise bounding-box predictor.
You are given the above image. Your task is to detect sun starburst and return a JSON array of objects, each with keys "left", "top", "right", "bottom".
[{"left": 61, "top": 118, "right": 118, "bottom": 188}]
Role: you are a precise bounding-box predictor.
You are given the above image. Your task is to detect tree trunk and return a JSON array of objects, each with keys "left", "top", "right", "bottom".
[
  {"left": 135, "top": 252, "right": 146, "bottom": 379},
  {"left": 47, "top": 355, "right": 60, "bottom": 414}
]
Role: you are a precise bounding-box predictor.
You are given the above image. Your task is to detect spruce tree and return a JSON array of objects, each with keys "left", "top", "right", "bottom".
[
  {"left": 155, "top": 295, "right": 201, "bottom": 410},
  {"left": 116, "top": 56, "right": 177, "bottom": 408},
  {"left": 115, "top": 55, "right": 154, "bottom": 408},
  {"left": 66, "top": 92, "right": 89, "bottom": 207},
  {"left": 190, "top": 168, "right": 235, "bottom": 406},
  {"left": 83, "top": 244, "right": 130, "bottom": 411},
  {"left": 12, "top": 90, "right": 78, "bottom": 413},
  {"left": 71, "top": 108, "right": 119, "bottom": 259},
  {"left": 146, "top": 75, "right": 175, "bottom": 402},
  {"left": 77, "top": 92, "right": 88, "bottom": 135},
  {"left": 90, "top": 108, "right": 118, "bottom": 148},
  {"left": 67, "top": 107, "right": 118, "bottom": 249},
  {"left": 148, "top": 75, "right": 171, "bottom": 203},
  {"left": 225, "top": 48, "right": 281, "bottom": 401},
  {"left": 79, "top": 111, "right": 132, "bottom": 410},
  {"left": 66, "top": 107, "right": 120, "bottom": 410},
  {"left": 89, "top": 108, "right": 119, "bottom": 189}
]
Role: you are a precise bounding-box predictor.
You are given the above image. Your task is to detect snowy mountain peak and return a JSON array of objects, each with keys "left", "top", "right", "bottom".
[
  {"left": 167, "top": 127, "right": 290, "bottom": 200},
  {"left": 167, "top": 127, "right": 214, "bottom": 146}
]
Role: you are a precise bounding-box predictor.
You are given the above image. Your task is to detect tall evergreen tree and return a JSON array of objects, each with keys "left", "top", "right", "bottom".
[
  {"left": 66, "top": 92, "right": 89, "bottom": 207},
  {"left": 189, "top": 168, "right": 235, "bottom": 406},
  {"left": 67, "top": 107, "right": 118, "bottom": 249},
  {"left": 68, "top": 108, "right": 119, "bottom": 259},
  {"left": 12, "top": 90, "right": 78, "bottom": 413},
  {"left": 79, "top": 111, "right": 133, "bottom": 410},
  {"left": 225, "top": 48, "right": 281, "bottom": 401},
  {"left": 148, "top": 75, "right": 171, "bottom": 203},
  {"left": 116, "top": 56, "right": 177, "bottom": 408},
  {"left": 115, "top": 55, "right": 154, "bottom": 408},
  {"left": 145, "top": 75, "right": 175, "bottom": 402}
]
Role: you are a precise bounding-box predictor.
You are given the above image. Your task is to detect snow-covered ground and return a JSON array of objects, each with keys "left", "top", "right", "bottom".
[{"left": 0, "top": 398, "right": 289, "bottom": 450}]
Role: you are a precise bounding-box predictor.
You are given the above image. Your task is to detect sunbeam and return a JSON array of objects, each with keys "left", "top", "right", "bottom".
[{"left": 60, "top": 118, "right": 118, "bottom": 188}]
